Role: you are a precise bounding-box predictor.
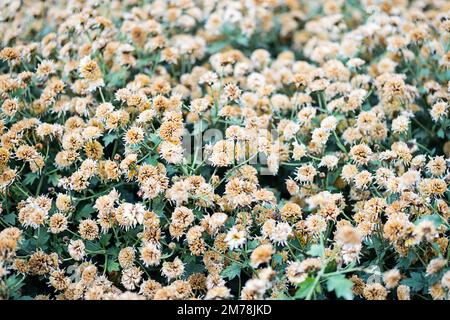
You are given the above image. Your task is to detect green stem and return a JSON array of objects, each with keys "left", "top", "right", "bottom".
[{"left": 35, "top": 173, "right": 45, "bottom": 196}]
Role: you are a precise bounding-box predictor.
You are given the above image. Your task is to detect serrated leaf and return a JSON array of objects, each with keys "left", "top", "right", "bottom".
[
  {"left": 415, "top": 214, "right": 445, "bottom": 229},
  {"left": 23, "top": 172, "right": 38, "bottom": 186},
  {"left": 235, "top": 35, "right": 249, "bottom": 46},
  {"left": 36, "top": 229, "right": 50, "bottom": 248},
  {"left": 207, "top": 40, "right": 230, "bottom": 54},
  {"left": 152, "top": 197, "right": 165, "bottom": 213},
  {"left": 396, "top": 250, "right": 416, "bottom": 269},
  {"left": 100, "top": 233, "right": 112, "bottom": 246},
  {"left": 106, "top": 69, "right": 127, "bottom": 88},
  {"left": 401, "top": 272, "right": 427, "bottom": 292},
  {"left": 221, "top": 263, "right": 241, "bottom": 280},
  {"left": 326, "top": 274, "right": 354, "bottom": 300},
  {"left": 3, "top": 213, "right": 16, "bottom": 225},
  {"left": 273, "top": 253, "right": 284, "bottom": 265},
  {"left": 48, "top": 173, "right": 60, "bottom": 187},
  {"left": 107, "top": 260, "right": 120, "bottom": 273},
  {"left": 103, "top": 133, "right": 118, "bottom": 147},
  {"left": 5, "top": 275, "right": 21, "bottom": 287},
  {"left": 185, "top": 257, "right": 205, "bottom": 276},
  {"left": 307, "top": 244, "right": 324, "bottom": 257},
  {"left": 85, "top": 241, "right": 102, "bottom": 252},
  {"left": 294, "top": 277, "right": 316, "bottom": 299},
  {"left": 77, "top": 204, "right": 95, "bottom": 219},
  {"left": 247, "top": 240, "right": 259, "bottom": 251},
  {"left": 148, "top": 133, "right": 161, "bottom": 145}
]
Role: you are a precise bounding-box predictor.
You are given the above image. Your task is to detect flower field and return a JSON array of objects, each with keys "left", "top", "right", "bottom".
[{"left": 0, "top": 0, "right": 449, "bottom": 300}]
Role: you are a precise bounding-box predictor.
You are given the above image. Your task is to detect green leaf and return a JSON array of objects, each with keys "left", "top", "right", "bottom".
[
  {"left": 165, "top": 164, "right": 178, "bottom": 175},
  {"left": 77, "top": 204, "right": 96, "bottom": 219},
  {"left": 85, "top": 241, "right": 102, "bottom": 252},
  {"left": 107, "top": 247, "right": 120, "bottom": 256},
  {"left": 20, "top": 239, "right": 35, "bottom": 252},
  {"left": 100, "top": 233, "right": 112, "bottom": 246},
  {"left": 365, "top": 236, "right": 384, "bottom": 251},
  {"left": 326, "top": 274, "right": 354, "bottom": 300},
  {"left": 274, "top": 292, "right": 293, "bottom": 300},
  {"left": 307, "top": 244, "right": 324, "bottom": 257},
  {"left": 2, "top": 213, "right": 16, "bottom": 225},
  {"left": 294, "top": 277, "right": 316, "bottom": 299},
  {"left": 401, "top": 272, "right": 427, "bottom": 292},
  {"left": 221, "top": 263, "right": 241, "bottom": 280},
  {"left": 235, "top": 35, "right": 249, "bottom": 46},
  {"left": 152, "top": 197, "right": 165, "bottom": 213},
  {"left": 397, "top": 250, "right": 416, "bottom": 269},
  {"left": 23, "top": 172, "right": 39, "bottom": 186},
  {"left": 247, "top": 240, "right": 259, "bottom": 251},
  {"left": 414, "top": 214, "right": 445, "bottom": 229},
  {"left": 106, "top": 68, "right": 127, "bottom": 88},
  {"left": 333, "top": 131, "right": 348, "bottom": 153},
  {"left": 148, "top": 133, "right": 162, "bottom": 145},
  {"left": 5, "top": 274, "right": 21, "bottom": 287},
  {"left": 273, "top": 253, "right": 284, "bottom": 265},
  {"left": 36, "top": 229, "right": 50, "bottom": 248},
  {"left": 48, "top": 173, "right": 60, "bottom": 187},
  {"left": 103, "top": 133, "right": 118, "bottom": 147},
  {"left": 193, "top": 209, "right": 204, "bottom": 220},
  {"left": 143, "top": 155, "right": 158, "bottom": 166},
  {"left": 207, "top": 40, "right": 230, "bottom": 54},
  {"left": 185, "top": 256, "right": 205, "bottom": 276},
  {"left": 107, "top": 260, "right": 120, "bottom": 273}
]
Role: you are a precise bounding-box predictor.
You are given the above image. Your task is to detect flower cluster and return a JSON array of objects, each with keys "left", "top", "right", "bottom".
[{"left": 0, "top": 0, "right": 449, "bottom": 300}]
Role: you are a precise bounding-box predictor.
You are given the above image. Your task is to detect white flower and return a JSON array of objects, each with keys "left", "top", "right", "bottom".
[
  {"left": 199, "top": 71, "right": 218, "bottom": 86},
  {"left": 225, "top": 227, "right": 246, "bottom": 250},
  {"left": 282, "top": 121, "right": 300, "bottom": 140},
  {"left": 430, "top": 102, "right": 448, "bottom": 122},
  {"left": 391, "top": 115, "right": 410, "bottom": 134},
  {"left": 159, "top": 141, "right": 184, "bottom": 164},
  {"left": 320, "top": 116, "right": 338, "bottom": 131},
  {"left": 341, "top": 243, "right": 362, "bottom": 265},
  {"left": 116, "top": 203, "right": 144, "bottom": 230},
  {"left": 319, "top": 155, "right": 339, "bottom": 170},
  {"left": 269, "top": 222, "right": 292, "bottom": 246},
  {"left": 68, "top": 240, "right": 85, "bottom": 261}
]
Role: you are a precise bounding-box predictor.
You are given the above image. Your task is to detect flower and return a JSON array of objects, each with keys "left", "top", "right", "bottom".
[
  {"left": 1, "top": 0, "right": 449, "bottom": 301},
  {"left": 224, "top": 227, "right": 246, "bottom": 250}
]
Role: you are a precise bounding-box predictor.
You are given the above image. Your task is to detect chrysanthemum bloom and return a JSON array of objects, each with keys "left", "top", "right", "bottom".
[
  {"left": 225, "top": 226, "right": 246, "bottom": 250},
  {"left": 250, "top": 244, "right": 274, "bottom": 268},
  {"left": 1, "top": 0, "right": 449, "bottom": 302}
]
